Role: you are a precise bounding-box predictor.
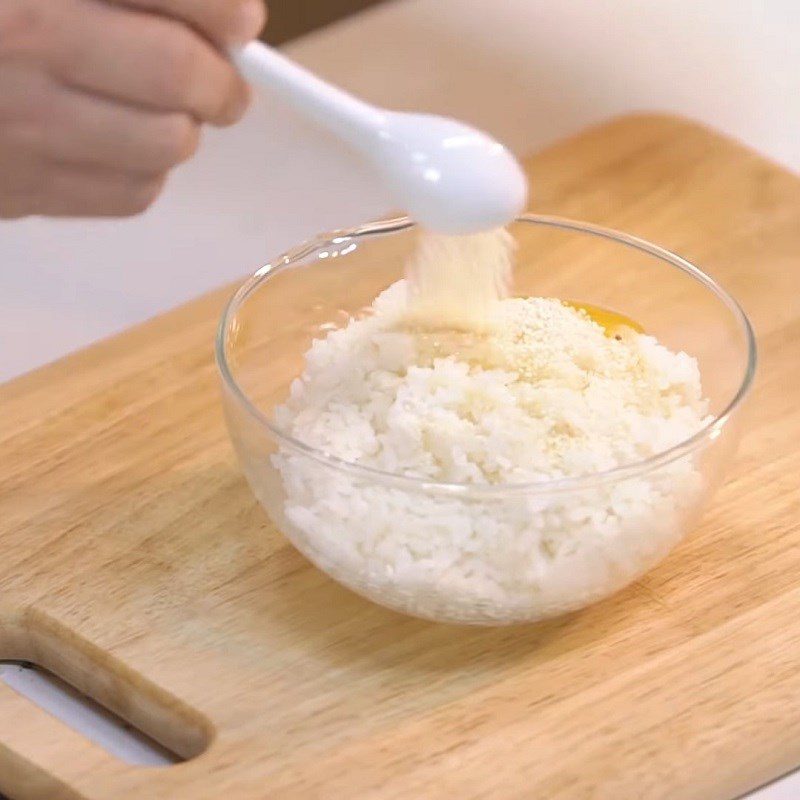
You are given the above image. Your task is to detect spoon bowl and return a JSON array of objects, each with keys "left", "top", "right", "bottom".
[{"left": 374, "top": 112, "right": 528, "bottom": 234}]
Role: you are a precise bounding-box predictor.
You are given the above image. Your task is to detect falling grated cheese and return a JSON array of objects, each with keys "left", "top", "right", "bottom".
[{"left": 404, "top": 228, "right": 515, "bottom": 331}]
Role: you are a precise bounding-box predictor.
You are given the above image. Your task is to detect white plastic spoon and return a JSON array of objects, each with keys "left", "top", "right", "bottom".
[{"left": 232, "top": 41, "right": 528, "bottom": 235}]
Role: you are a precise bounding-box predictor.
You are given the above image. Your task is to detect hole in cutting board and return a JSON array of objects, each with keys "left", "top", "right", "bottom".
[{"left": 0, "top": 661, "right": 181, "bottom": 767}]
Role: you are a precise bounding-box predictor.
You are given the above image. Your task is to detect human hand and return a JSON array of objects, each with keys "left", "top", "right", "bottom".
[{"left": 0, "top": 0, "right": 266, "bottom": 218}]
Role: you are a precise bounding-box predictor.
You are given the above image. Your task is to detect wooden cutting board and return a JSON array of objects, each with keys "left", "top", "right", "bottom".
[{"left": 2, "top": 114, "right": 800, "bottom": 800}]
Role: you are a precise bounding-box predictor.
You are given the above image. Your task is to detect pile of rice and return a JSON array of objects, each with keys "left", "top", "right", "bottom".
[{"left": 270, "top": 277, "right": 709, "bottom": 623}]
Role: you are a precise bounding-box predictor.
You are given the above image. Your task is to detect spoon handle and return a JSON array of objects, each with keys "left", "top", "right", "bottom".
[{"left": 231, "top": 41, "right": 385, "bottom": 146}]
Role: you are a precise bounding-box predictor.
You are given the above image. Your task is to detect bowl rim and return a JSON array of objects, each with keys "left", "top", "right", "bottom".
[{"left": 215, "top": 214, "right": 757, "bottom": 496}]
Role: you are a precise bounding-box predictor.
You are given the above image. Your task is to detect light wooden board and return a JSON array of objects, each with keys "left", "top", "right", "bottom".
[{"left": 1, "top": 114, "right": 799, "bottom": 800}]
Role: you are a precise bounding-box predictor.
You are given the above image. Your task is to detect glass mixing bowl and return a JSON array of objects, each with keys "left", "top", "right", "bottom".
[{"left": 216, "top": 215, "right": 756, "bottom": 625}]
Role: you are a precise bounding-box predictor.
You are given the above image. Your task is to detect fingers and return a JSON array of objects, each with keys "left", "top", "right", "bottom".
[
  {"left": 0, "top": 0, "right": 262, "bottom": 219},
  {"left": 45, "top": 88, "right": 200, "bottom": 174},
  {"left": 1, "top": 67, "right": 200, "bottom": 174},
  {"left": 47, "top": 167, "right": 166, "bottom": 217},
  {"left": 110, "top": 0, "right": 266, "bottom": 46},
  {"left": 0, "top": 68, "right": 173, "bottom": 217},
  {"left": 17, "top": 162, "right": 166, "bottom": 217},
  {"left": 49, "top": 0, "right": 251, "bottom": 125}
]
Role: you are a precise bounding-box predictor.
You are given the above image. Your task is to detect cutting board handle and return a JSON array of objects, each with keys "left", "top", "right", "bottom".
[{"left": 0, "top": 606, "right": 213, "bottom": 797}]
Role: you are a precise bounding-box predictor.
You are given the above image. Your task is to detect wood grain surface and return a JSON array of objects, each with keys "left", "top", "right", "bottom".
[{"left": 1, "top": 114, "right": 799, "bottom": 799}]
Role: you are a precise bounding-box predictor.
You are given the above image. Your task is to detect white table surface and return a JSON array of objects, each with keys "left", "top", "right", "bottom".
[{"left": 2, "top": 1, "right": 799, "bottom": 796}]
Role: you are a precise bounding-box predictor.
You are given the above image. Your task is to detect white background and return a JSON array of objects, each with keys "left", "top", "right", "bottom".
[{"left": 1, "top": 1, "right": 798, "bottom": 796}]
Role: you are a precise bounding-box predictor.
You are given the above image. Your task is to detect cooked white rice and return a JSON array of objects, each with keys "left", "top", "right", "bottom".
[{"left": 270, "top": 280, "right": 709, "bottom": 624}]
